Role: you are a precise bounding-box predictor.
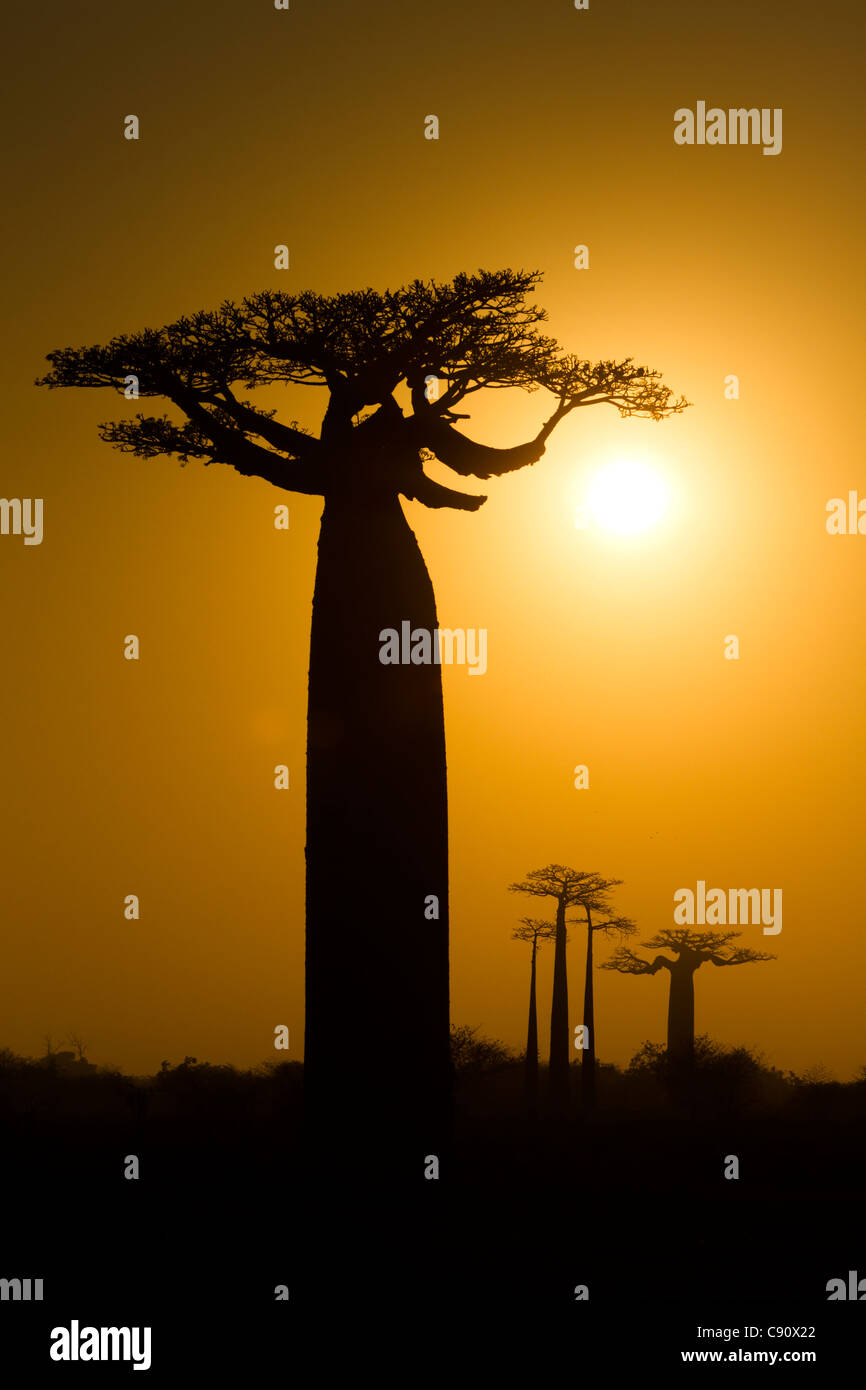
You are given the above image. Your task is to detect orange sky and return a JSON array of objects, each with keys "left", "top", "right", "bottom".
[{"left": 2, "top": 0, "right": 864, "bottom": 1076}]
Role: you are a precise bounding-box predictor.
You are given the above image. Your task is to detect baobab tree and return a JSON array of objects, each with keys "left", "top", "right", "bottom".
[
  {"left": 512, "top": 918, "right": 556, "bottom": 1111},
  {"left": 570, "top": 877, "right": 636, "bottom": 1109},
  {"left": 509, "top": 866, "right": 614, "bottom": 1106},
  {"left": 601, "top": 929, "right": 774, "bottom": 1060},
  {"left": 37, "top": 268, "right": 687, "bottom": 1148}
]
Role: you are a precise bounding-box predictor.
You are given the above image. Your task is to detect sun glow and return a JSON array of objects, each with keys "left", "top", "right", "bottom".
[{"left": 585, "top": 459, "right": 670, "bottom": 534}]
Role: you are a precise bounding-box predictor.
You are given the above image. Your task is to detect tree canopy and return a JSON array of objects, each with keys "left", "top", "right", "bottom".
[
  {"left": 601, "top": 928, "right": 776, "bottom": 975},
  {"left": 510, "top": 864, "right": 611, "bottom": 908},
  {"left": 36, "top": 268, "right": 689, "bottom": 511},
  {"left": 512, "top": 918, "right": 558, "bottom": 946}
]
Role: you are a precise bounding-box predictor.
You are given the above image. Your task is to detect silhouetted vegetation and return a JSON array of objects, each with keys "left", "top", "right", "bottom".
[
  {"left": 602, "top": 928, "right": 775, "bottom": 1060},
  {"left": 511, "top": 919, "right": 556, "bottom": 1114},
  {"left": 509, "top": 866, "right": 593, "bottom": 1107},
  {"left": 38, "top": 270, "right": 687, "bottom": 1153},
  {"left": 1, "top": 1029, "right": 862, "bottom": 1335},
  {"left": 450, "top": 1024, "right": 517, "bottom": 1076},
  {"left": 568, "top": 876, "right": 635, "bottom": 1111},
  {"left": 2, "top": 1033, "right": 861, "bottom": 1166},
  {"left": 509, "top": 866, "right": 638, "bottom": 1113}
]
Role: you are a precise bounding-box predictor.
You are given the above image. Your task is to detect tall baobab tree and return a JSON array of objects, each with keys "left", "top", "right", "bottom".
[
  {"left": 512, "top": 918, "right": 556, "bottom": 1112},
  {"left": 37, "top": 268, "right": 687, "bottom": 1148},
  {"left": 601, "top": 929, "right": 774, "bottom": 1060},
  {"left": 569, "top": 876, "right": 636, "bottom": 1109},
  {"left": 509, "top": 866, "right": 610, "bottom": 1106}
]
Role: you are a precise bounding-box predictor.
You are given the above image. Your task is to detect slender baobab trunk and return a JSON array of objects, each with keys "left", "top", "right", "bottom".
[
  {"left": 549, "top": 896, "right": 569, "bottom": 1106},
  {"left": 525, "top": 937, "right": 539, "bottom": 1113},
  {"left": 581, "top": 908, "right": 596, "bottom": 1109},
  {"left": 666, "top": 960, "right": 697, "bottom": 1059},
  {"left": 304, "top": 488, "right": 451, "bottom": 1166}
]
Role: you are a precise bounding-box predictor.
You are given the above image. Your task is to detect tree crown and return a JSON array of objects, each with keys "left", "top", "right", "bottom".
[
  {"left": 601, "top": 928, "right": 776, "bottom": 974},
  {"left": 36, "top": 268, "right": 689, "bottom": 510},
  {"left": 509, "top": 866, "right": 632, "bottom": 927},
  {"left": 512, "top": 917, "right": 558, "bottom": 945}
]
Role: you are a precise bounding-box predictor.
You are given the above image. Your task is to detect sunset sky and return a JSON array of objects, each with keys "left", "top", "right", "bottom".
[{"left": 2, "top": 0, "right": 864, "bottom": 1077}]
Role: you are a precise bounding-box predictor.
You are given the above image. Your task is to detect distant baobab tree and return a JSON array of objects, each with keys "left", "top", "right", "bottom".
[
  {"left": 601, "top": 929, "right": 774, "bottom": 1060},
  {"left": 570, "top": 876, "right": 636, "bottom": 1109},
  {"left": 512, "top": 918, "right": 556, "bottom": 1112},
  {"left": 37, "top": 268, "right": 687, "bottom": 1148},
  {"left": 509, "top": 866, "right": 612, "bottom": 1106}
]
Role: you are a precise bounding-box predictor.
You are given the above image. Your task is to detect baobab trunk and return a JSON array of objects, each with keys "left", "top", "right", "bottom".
[
  {"left": 666, "top": 961, "right": 696, "bottom": 1060},
  {"left": 581, "top": 910, "right": 596, "bottom": 1109},
  {"left": 549, "top": 896, "right": 569, "bottom": 1106},
  {"left": 304, "top": 488, "right": 451, "bottom": 1166},
  {"left": 525, "top": 939, "right": 539, "bottom": 1113}
]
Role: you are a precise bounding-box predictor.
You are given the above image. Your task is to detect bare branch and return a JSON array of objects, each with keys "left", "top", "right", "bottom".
[
  {"left": 600, "top": 947, "right": 667, "bottom": 975},
  {"left": 512, "top": 917, "right": 557, "bottom": 945},
  {"left": 603, "top": 929, "right": 776, "bottom": 974},
  {"left": 509, "top": 864, "right": 610, "bottom": 907}
]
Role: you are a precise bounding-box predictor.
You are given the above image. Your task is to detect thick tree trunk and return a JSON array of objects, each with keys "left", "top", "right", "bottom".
[
  {"left": 549, "top": 896, "right": 570, "bottom": 1107},
  {"left": 525, "top": 941, "right": 539, "bottom": 1114},
  {"left": 304, "top": 489, "right": 451, "bottom": 1172},
  {"left": 666, "top": 961, "right": 696, "bottom": 1060},
  {"left": 581, "top": 911, "right": 596, "bottom": 1110}
]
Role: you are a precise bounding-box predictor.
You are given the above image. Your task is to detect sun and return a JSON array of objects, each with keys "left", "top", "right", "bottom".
[{"left": 586, "top": 459, "right": 669, "bottom": 534}]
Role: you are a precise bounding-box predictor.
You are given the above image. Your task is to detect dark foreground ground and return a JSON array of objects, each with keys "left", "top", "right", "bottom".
[{"left": 1, "top": 1043, "right": 863, "bottom": 1375}]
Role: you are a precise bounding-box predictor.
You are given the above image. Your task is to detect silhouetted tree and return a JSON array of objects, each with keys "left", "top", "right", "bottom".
[
  {"left": 569, "top": 876, "right": 636, "bottom": 1109},
  {"left": 449, "top": 1024, "right": 515, "bottom": 1076},
  {"left": 38, "top": 268, "right": 687, "bottom": 1148},
  {"left": 601, "top": 929, "right": 774, "bottom": 1060},
  {"left": 510, "top": 866, "right": 605, "bottom": 1106},
  {"left": 627, "top": 1036, "right": 785, "bottom": 1114},
  {"left": 66, "top": 1033, "right": 88, "bottom": 1063},
  {"left": 512, "top": 918, "right": 556, "bottom": 1112}
]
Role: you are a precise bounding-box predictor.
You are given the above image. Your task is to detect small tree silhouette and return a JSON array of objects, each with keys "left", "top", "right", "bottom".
[
  {"left": 601, "top": 929, "right": 775, "bottom": 1060},
  {"left": 512, "top": 918, "right": 557, "bottom": 1112},
  {"left": 449, "top": 1024, "right": 515, "bottom": 1076},
  {"left": 568, "top": 876, "right": 636, "bottom": 1109},
  {"left": 509, "top": 866, "right": 604, "bottom": 1106},
  {"left": 38, "top": 268, "right": 687, "bottom": 1143},
  {"left": 66, "top": 1033, "right": 88, "bottom": 1063}
]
